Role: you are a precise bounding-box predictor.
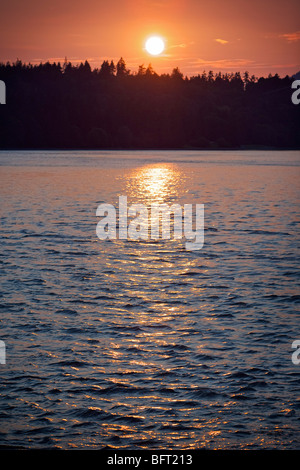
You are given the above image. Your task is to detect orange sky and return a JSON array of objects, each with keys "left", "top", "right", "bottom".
[{"left": 1, "top": 0, "right": 299, "bottom": 77}]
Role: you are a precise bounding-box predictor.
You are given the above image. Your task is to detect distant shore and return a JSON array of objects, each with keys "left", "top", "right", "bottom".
[{"left": 1, "top": 146, "right": 299, "bottom": 152}]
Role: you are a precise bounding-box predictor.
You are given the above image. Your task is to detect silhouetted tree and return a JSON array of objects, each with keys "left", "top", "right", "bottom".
[
  {"left": 99, "top": 60, "right": 115, "bottom": 78},
  {"left": 0, "top": 59, "right": 298, "bottom": 150},
  {"left": 137, "top": 64, "right": 146, "bottom": 76},
  {"left": 78, "top": 60, "right": 91, "bottom": 75},
  {"left": 145, "top": 64, "right": 155, "bottom": 76},
  {"left": 208, "top": 70, "right": 214, "bottom": 83},
  {"left": 171, "top": 67, "right": 184, "bottom": 80},
  {"left": 116, "top": 57, "right": 130, "bottom": 77}
]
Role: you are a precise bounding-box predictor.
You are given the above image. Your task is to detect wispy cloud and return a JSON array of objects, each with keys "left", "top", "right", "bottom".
[
  {"left": 170, "top": 43, "right": 187, "bottom": 49},
  {"left": 169, "top": 41, "right": 194, "bottom": 50},
  {"left": 215, "top": 38, "right": 229, "bottom": 45},
  {"left": 193, "top": 58, "right": 254, "bottom": 69},
  {"left": 280, "top": 31, "right": 300, "bottom": 42}
]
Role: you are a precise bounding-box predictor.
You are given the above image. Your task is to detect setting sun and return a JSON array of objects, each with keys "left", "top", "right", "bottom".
[{"left": 145, "top": 36, "right": 165, "bottom": 56}]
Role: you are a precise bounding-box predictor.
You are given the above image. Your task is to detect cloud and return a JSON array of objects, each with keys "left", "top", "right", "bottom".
[
  {"left": 169, "top": 41, "right": 194, "bottom": 50},
  {"left": 170, "top": 43, "right": 187, "bottom": 49},
  {"left": 193, "top": 58, "right": 254, "bottom": 69},
  {"left": 280, "top": 31, "right": 300, "bottom": 42},
  {"left": 215, "top": 38, "right": 229, "bottom": 45}
]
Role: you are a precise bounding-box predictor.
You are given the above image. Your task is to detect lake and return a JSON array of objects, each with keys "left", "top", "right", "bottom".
[{"left": 0, "top": 150, "right": 299, "bottom": 449}]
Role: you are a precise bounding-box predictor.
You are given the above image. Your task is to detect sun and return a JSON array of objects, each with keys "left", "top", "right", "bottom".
[{"left": 145, "top": 36, "right": 165, "bottom": 56}]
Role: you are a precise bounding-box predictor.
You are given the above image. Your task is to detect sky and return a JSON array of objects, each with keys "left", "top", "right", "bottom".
[{"left": 1, "top": 0, "right": 299, "bottom": 77}]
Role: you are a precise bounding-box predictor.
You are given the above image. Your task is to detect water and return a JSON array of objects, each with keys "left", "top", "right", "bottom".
[{"left": 0, "top": 150, "right": 299, "bottom": 450}]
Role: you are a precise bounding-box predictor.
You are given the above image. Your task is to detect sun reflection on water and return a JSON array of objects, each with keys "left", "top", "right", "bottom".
[{"left": 126, "top": 163, "right": 184, "bottom": 204}]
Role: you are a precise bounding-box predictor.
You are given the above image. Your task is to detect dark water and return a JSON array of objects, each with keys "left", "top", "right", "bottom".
[{"left": 0, "top": 150, "right": 299, "bottom": 449}]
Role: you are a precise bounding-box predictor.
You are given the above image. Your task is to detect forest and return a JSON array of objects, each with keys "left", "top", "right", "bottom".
[{"left": 0, "top": 58, "right": 299, "bottom": 149}]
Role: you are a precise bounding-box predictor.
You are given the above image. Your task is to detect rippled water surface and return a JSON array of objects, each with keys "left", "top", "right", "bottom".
[{"left": 0, "top": 150, "right": 299, "bottom": 449}]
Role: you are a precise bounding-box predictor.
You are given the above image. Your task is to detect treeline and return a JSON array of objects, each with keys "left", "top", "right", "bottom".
[{"left": 0, "top": 58, "right": 299, "bottom": 149}]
